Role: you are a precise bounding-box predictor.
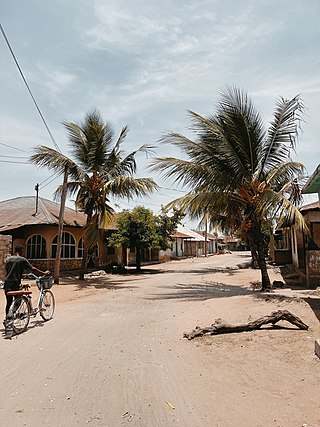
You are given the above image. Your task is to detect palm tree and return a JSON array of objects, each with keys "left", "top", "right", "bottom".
[
  {"left": 151, "top": 87, "right": 307, "bottom": 290},
  {"left": 30, "top": 110, "right": 158, "bottom": 279}
]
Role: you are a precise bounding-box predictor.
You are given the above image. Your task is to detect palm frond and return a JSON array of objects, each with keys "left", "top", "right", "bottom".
[
  {"left": 113, "top": 125, "right": 129, "bottom": 151},
  {"left": 83, "top": 216, "right": 100, "bottom": 250},
  {"left": 258, "top": 95, "right": 304, "bottom": 176},
  {"left": 53, "top": 181, "right": 82, "bottom": 202},
  {"left": 29, "top": 146, "right": 83, "bottom": 180},
  {"left": 163, "top": 191, "right": 244, "bottom": 222},
  {"left": 257, "top": 189, "right": 308, "bottom": 232},
  {"left": 105, "top": 176, "right": 158, "bottom": 199}
]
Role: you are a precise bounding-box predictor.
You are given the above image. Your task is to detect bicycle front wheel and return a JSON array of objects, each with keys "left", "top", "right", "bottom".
[
  {"left": 12, "top": 296, "right": 31, "bottom": 335},
  {"left": 40, "top": 290, "right": 55, "bottom": 321}
]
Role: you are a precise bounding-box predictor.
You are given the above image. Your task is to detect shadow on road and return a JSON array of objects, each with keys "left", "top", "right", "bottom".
[
  {"left": 60, "top": 276, "right": 141, "bottom": 291},
  {"left": 304, "top": 297, "right": 320, "bottom": 322},
  {"left": 253, "top": 291, "right": 320, "bottom": 323},
  {"left": 147, "top": 281, "right": 254, "bottom": 302},
  {"left": 155, "top": 267, "right": 241, "bottom": 275}
]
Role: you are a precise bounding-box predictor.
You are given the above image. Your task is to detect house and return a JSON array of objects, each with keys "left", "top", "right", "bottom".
[
  {"left": 170, "top": 225, "right": 208, "bottom": 258},
  {"left": 195, "top": 230, "right": 218, "bottom": 255},
  {"left": 300, "top": 164, "right": 320, "bottom": 287},
  {"left": 0, "top": 196, "right": 122, "bottom": 273},
  {"left": 270, "top": 164, "right": 320, "bottom": 287},
  {"left": 170, "top": 228, "right": 192, "bottom": 258}
]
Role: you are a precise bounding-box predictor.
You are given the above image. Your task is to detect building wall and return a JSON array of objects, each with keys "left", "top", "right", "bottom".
[
  {"left": 6, "top": 224, "right": 122, "bottom": 271},
  {"left": 306, "top": 250, "right": 320, "bottom": 288},
  {"left": 311, "top": 222, "right": 320, "bottom": 247},
  {"left": 159, "top": 249, "right": 171, "bottom": 263},
  {"left": 171, "top": 238, "right": 185, "bottom": 257},
  {"left": 0, "top": 234, "right": 12, "bottom": 280},
  {"left": 291, "top": 227, "right": 305, "bottom": 269}
]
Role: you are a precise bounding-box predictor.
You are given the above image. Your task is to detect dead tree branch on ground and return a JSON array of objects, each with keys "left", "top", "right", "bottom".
[{"left": 183, "top": 310, "right": 309, "bottom": 340}]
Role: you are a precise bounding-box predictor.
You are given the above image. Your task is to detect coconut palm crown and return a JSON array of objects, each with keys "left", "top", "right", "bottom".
[
  {"left": 151, "top": 87, "right": 306, "bottom": 289},
  {"left": 30, "top": 110, "right": 158, "bottom": 269}
]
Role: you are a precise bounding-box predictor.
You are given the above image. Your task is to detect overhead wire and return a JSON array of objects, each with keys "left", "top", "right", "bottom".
[
  {"left": 40, "top": 174, "right": 60, "bottom": 190},
  {"left": 0, "top": 155, "right": 28, "bottom": 159},
  {"left": 0, "top": 24, "right": 61, "bottom": 153},
  {"left": 0, "top": 141, "right": 30, "bottom": 153},
  {"left": 39, "top": 171, "right": 60, "bottom": 186},
  {"left": 0, "top": 160, "right": 29, "bottom": 164}
]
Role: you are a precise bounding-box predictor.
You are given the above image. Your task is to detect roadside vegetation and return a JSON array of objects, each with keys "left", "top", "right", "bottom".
[{"left": 108, "top": 206, "right": 183, "bottom": 271}]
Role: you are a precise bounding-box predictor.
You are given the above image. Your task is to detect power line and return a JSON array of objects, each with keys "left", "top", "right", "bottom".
[
  {"left": 0, "top": 24, "right": 61, "bottom": 153},
  {"left": 39, "top": 171, "right": 60, "bottom": 186},
  {"left": 0, "top": 160, "right": 29, "bottom": 164},
  {"left": 0, "top": 141, "right": 30, "bottom": 153},
  {"left": 40, "top": 174, "right": 59, "bottom": 190},
  {"left": 0, "top": 155, "right": 28, "bottom": 159}
]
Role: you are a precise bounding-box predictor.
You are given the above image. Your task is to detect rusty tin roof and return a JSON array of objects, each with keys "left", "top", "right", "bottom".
[{"left": 0, "top": 196, "right": 87, "bottom": 231}]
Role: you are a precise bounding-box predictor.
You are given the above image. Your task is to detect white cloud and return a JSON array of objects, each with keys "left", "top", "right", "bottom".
[{"left": 35, "top": 63, "right": 76, "bottom": 95}]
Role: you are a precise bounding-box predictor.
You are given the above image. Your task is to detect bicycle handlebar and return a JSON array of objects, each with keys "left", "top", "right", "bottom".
[{"left": 27, "top": 273, "right": 50, "bottom": 280}]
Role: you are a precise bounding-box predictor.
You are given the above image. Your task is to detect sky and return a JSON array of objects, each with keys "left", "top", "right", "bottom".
[{"left": 0, "top": 0, "right": 319, "bottom": 226}]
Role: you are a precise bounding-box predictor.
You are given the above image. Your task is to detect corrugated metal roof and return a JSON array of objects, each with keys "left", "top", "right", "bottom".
[
  {"left": 300, "top": 201, "right": 320, "bottom": 212},
  {"left": 171, "top": 231, "right": 191, "bottom": 239},
  {"left": 175, "top": 225, "right": 206, "bottom": 241},
  {"left": 302, "top": 164, "right": 320, "bottom": 194},
  {"left": 0, "top": 196, "right": 87, "bottom": 229},
  {"left": 195, "top": 231, "right": 217, "bottom": 240}
]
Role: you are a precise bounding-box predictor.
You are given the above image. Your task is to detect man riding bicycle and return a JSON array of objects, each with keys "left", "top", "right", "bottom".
[{"left": 3, "top": 245, "right": 50, "bottom": 326}]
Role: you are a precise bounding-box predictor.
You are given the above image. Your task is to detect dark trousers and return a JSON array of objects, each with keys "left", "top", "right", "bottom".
[
  {"left": 5, "top": 291, "right": 14, "bottom": 316},
  {"left": 4, "top": 283, "right": 19, "bottom": 317}
]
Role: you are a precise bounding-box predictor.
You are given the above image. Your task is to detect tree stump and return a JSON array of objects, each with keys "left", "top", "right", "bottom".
[{"left": 183, "top": 310, "right": 309, "bottom": 340}]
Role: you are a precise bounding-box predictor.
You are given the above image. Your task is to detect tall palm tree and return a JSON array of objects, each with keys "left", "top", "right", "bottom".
[
  {"left": 151, "top": 87, "right": 307, "bottom": 290},
  {"left": 30, "top": 110, "right": 158, "bottom": 279}
]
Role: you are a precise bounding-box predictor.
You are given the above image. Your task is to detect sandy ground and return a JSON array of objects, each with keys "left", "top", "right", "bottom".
[{"left": 1, "top": 252, "right": 320, "bottom": 427}]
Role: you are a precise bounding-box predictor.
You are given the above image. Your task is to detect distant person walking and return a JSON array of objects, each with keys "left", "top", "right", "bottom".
[{"left": 3, "top": 245, "right": 49, "bottom": 322}]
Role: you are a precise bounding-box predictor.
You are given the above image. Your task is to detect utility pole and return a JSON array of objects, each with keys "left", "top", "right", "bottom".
[
  {"left": 34, "top": 183, "right": 39, "bottom": 215},
  {"left": 204, "top": 216, "right": 208, "bottom": 257},
  {"left": 54, "top": 166, "right": 68, "bottom": 284}
]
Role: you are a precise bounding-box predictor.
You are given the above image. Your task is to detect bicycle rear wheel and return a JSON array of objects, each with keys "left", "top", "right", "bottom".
[
  {"left": 40, "top": 290, "right": 55, "bottom": 321},
  {"left": 12, "top": 296, "right": 31, "bottom": 335}
]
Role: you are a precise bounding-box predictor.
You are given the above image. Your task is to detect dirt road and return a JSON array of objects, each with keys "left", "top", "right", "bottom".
[{"left": 1, "top": 253, "right": 320, "bottom": 427}]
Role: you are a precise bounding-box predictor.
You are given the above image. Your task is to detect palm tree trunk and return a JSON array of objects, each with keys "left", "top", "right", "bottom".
[
  {"left": 79, "top": 248, "right": 88, "bottom": 280},
  {"left": 249, "top": 222, "right": 271, "bottom": 290},
  {"left": 79, "top": 214, "right": 92, "bottom": 280},
  {"left": 136, "top": 247, "right": 141, "bottom": 271},
  {"left": 54, "top": 166, "right": 68, "bottom": 284},
  {"left": 256, "top": 245, "right": 271, "bottom": 290}
]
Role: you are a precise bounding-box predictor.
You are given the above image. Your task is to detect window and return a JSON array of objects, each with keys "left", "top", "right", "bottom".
[
  {"left": 78, "top": 238, "right": 84, "bottom": 258},
  {"left": 78, "top": 238, "right": 99, "bottom": 258},
  {"left": 51, "top": 232, "right": 76, "bottom": 259},
  {"left": 26, "top": 235, "right": 47, "bottom": 259}
]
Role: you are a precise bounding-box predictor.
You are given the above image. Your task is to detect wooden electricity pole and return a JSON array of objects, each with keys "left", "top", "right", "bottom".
[{"left": 54, "top": 166, "right": 68, "bottom": 284}]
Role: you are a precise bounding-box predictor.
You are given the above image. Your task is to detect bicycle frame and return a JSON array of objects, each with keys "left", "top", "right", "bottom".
[
  {"left": 26, "top": 273, "right": 54, "bottom": 315},
  {"left": 4, "top": 273, "right": 55, "bottom": 338}
]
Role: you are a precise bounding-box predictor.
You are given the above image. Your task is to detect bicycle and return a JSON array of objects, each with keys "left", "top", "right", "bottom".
[{"left": 4, "top": 273, "right": 55, "bottom": 339}]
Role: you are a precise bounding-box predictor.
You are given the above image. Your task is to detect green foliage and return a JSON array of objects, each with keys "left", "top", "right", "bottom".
[{"left": 108, "top": 206, "right": 184, "bottom": 252}]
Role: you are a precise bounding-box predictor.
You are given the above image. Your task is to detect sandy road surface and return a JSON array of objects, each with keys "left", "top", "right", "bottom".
[{"left": 1, "top": 252, "right": 320, "bottom": 427}]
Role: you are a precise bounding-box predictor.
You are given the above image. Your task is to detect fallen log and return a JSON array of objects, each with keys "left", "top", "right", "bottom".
[{"left": 183, "top": 310, "right": 308, "bottom": 340}]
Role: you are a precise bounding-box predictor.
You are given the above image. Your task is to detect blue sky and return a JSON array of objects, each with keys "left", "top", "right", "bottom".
[{"left": 1, "top": 0, "right": 319, "bottom": 220}]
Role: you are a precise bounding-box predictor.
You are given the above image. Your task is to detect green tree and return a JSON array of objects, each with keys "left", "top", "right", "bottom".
[
  {"left": 151, "top": 87, "right": 307, "bottom": 290},
  {"left": 30, "top": 110, "right": 158, "bottom": 279},
  {"left": 108, "top": 206, "right": 183, "bottom": 271}
]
